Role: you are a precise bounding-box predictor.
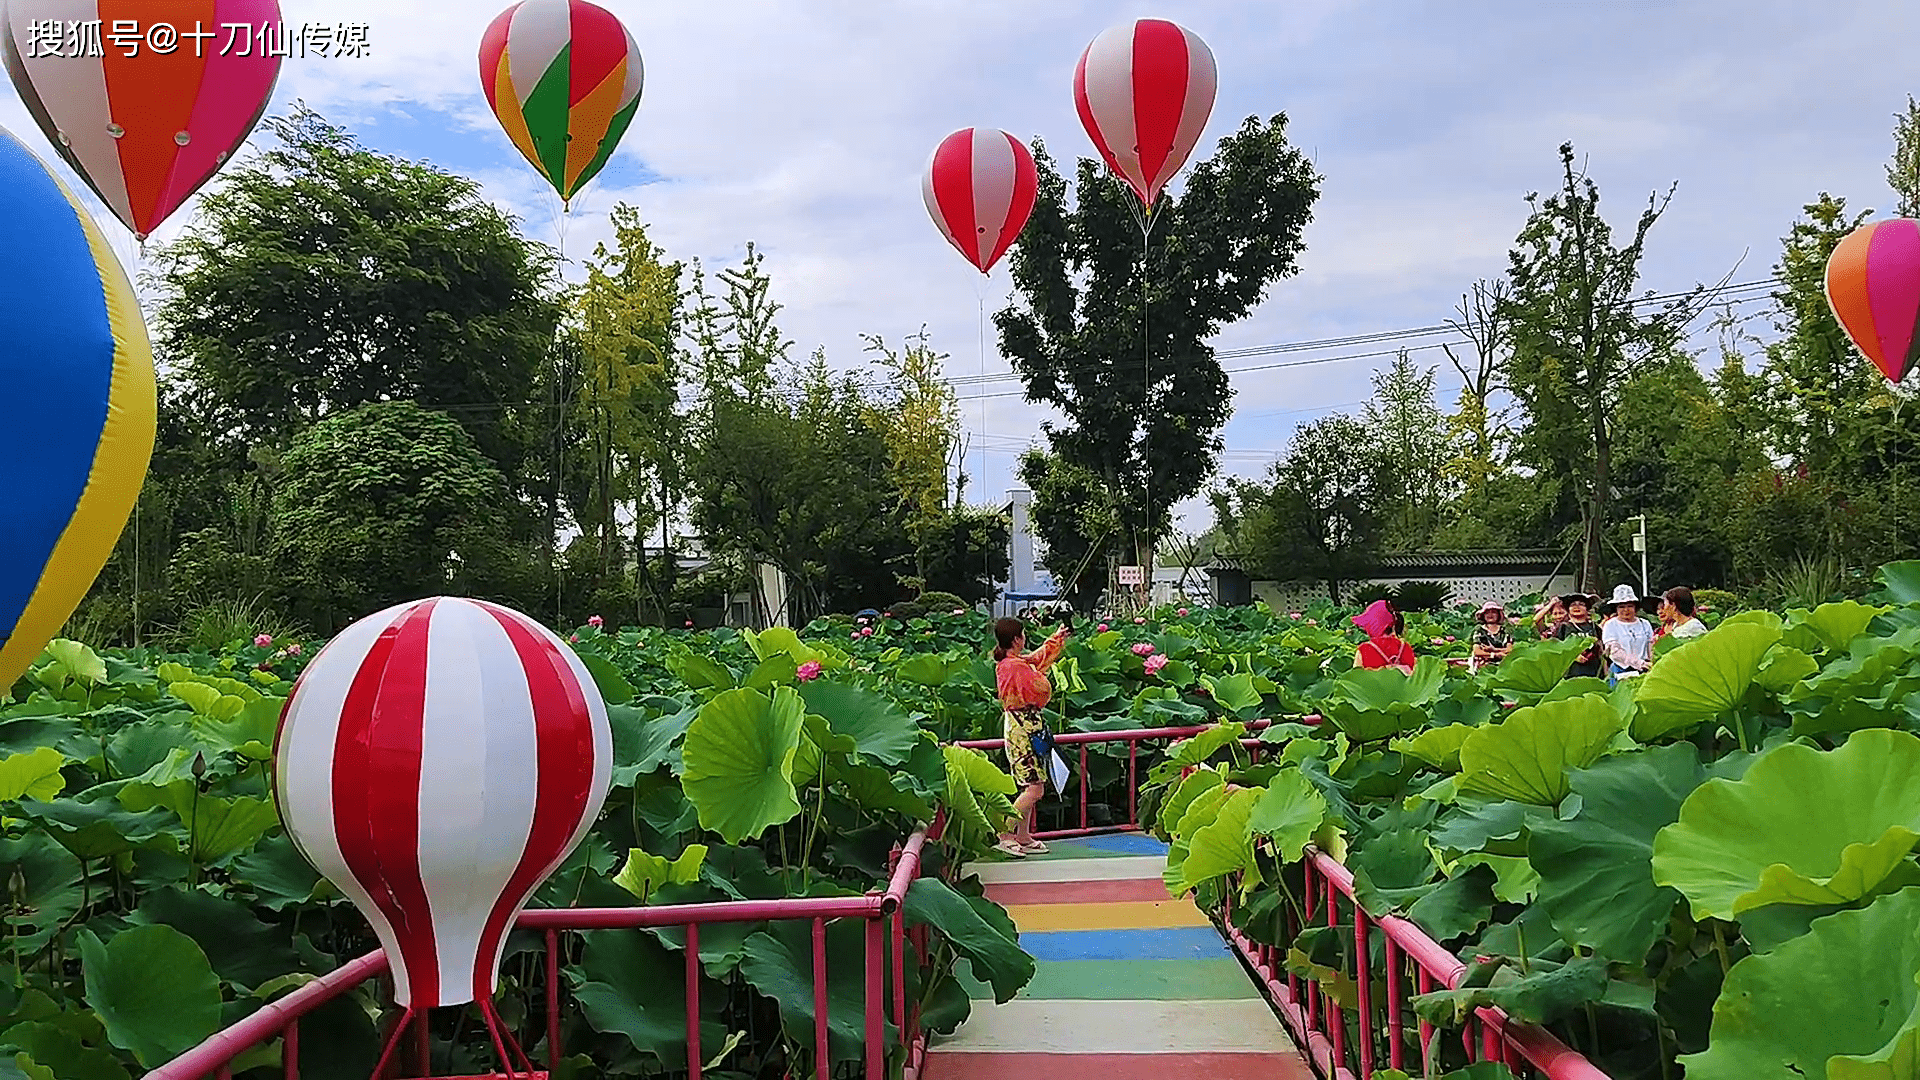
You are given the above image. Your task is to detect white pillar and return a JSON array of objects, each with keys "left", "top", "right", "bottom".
[{"left": 1008, "top": 488, "right": 1035, "bottom": 595}]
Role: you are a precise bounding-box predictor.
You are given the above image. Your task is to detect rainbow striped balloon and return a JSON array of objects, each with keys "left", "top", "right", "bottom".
[
  {"left": 0, "top": 125, "right": 155, "bottom": 690},
  {"left": 1827, "top": 218, "right": 1920, "bottom": 385},
  {"left": 479, "top": 0, "right": 643, "bottom": 206}
]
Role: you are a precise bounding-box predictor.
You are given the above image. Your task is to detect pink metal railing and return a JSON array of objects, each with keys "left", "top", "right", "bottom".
[
  {"left": 955, "top": 718, "right": 1284, "bottom": 839},
  {"left": 1224, "top": 849, "right": 1611, "bottom": 1080},
  {"left": 151, "top": 828, "right": 933, "bottom": 1080}
]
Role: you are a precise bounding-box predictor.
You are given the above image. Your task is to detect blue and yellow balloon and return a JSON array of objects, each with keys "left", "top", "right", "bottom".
[{"left": 0, "top": 125, "right": 155, "bottom": 691}]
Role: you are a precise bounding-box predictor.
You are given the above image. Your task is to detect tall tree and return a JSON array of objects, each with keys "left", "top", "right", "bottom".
[
  {"left": 570, "top": 205, "right": 683, "bottom": 618},
  {"left": 1214, "top": 414, "right": 1387, "bottom": 603},
  {"left": 152, "top": 106, "right": 562, "bottom": 485},
  {"left": 1891, "top": 95, "right": 1920, "bottom": 218},
  {"left": 1363, "top": 350, "right": 1450, "bottom": 548},
  {"left": 1440, "top": 278, "right": 1509, "bottom": 496},
  {"left": 997, "top": 117, "right": 1320, "bottom": 580},
  {"left": 1761, "top": 195, "right": 1878, "bottom": 482},
  {"left": 863, "top": 329, "right": 960, "bottom": 592},
  {"left": 1500, "top": 143, "right": 1698, "bottom": 589},
  {"left": 1016, "top": 450, "right": 1122, "bottom": 611}
]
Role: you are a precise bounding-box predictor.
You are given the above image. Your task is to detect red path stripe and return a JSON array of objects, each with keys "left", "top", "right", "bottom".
[
  {"left": 984, "top": 878, "right": 1175, "bottom": 906},
  {"left": 334, "top": 600, "right": 440, "bottom": 1006},
  {"left": 929, "top": 132, "right": 980, "bottom": 267},
  {"left": 927, "top": 1052, "right": 1313, "bottom": 1080},
  {"left": 469, "top": 605, "right": 597, "bottom": 1000}
]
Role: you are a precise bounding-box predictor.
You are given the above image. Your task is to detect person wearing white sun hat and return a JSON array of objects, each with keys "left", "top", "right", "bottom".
[{"left": 1599, "top": 584, "right": 1655, "bottom": 684}]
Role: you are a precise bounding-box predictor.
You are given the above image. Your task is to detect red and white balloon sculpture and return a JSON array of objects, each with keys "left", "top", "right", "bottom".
[
  {"left": 923, "top": 127, "right": 1038, "bottom": 275},
  {"left": 1073, "top": 17, "right": 1217, "bottom": 210},
  {"left": 274, "top": 597, "right": 611, "bottom": 1069}
]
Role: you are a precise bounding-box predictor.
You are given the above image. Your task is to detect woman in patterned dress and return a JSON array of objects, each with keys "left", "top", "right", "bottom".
[{"left": 993, "top": 616, "right": 1070, "bottom": 857}]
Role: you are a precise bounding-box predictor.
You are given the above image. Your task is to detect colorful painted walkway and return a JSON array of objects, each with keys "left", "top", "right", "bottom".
[{"left": 925, "top": 834, "right": 1312, "bottom": 1080}]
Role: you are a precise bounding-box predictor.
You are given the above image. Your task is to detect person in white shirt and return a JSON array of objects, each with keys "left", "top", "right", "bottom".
[
  {"left": 1660, "top": 586, "right": 1709, "bottom": 641},
  {"left": 1599, "top": 585, "right": 1654, "bottom": 683}
]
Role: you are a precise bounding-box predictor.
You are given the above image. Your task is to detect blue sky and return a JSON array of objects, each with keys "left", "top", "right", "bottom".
[{"left": 7, "top": 0, "right": 1916, "bottom": 533}]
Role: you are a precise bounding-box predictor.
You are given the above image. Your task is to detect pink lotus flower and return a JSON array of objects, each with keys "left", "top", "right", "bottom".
[
  {"left": 684, "top": 620, "right": 694, "bottom": 628},
  {"left": 851, "top": 631, "right": 860, "bottom": 639},
  {"left": 1288, "top": 611, "right": 1303, "bottom": 620},
  {"left": 287, "top": 643, "right": 302, "bottom": 656},
  {"left": 1134, "top": 617, "right": 1146, "bottom": 625},
  {"left": 1144, "top": 653, "right": 1169, "bottom": 675},
  {"left": 1131, "top": 642, "right": 1156, "bottom": 656},
  {"left": 882, "top": 611, "right": 892, "bottom": 618},
  {"left": 568, "top": 634, "right": 579, "bottom": 643},
  {"left": 1305, "top": 619, "right": 1318, "bottom": 626},
  {"left": 860, "top": 626, "right": 874, "bottom": 637},
  {"left": 254, "top": 633, "right": 272, "bottom": 648},
  {"left": 1446, "top": 635, "right": 1458, "bottom": 643},
  {"left": 952, "top": 608, "right": 966, "bottom": 616},
  {"left": 588, "top": 615, "right": 603, "bottom": 628},
  {"left": 797, "top": 661, "right": 823, "bottom": 682},
  {"left": 1178, "top": 608, "right": 1190, "bottom": 616},
  {"left": 1097, "top": 623, "right": 1109, "bottom": 633}
]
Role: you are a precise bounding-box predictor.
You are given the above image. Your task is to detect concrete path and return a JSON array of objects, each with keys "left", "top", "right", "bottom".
[{"left": 925, "top": 834, "right": 1312, "bottom": 1080}]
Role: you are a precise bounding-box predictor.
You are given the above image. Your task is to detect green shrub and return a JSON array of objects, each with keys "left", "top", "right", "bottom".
[
  {"left": 1691, "top": 588, "right": 1739, "bottom": 616},
  {"left": 1393, "top": 581, "right": 1454, "bottom": 611},
  {"left": 1350, "top": 583, "right": 1394, "bottom": 606}
]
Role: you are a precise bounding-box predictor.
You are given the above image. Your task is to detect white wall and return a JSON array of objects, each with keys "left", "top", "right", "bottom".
[{"left": 1250, "top": 573, "right": 1580, "bottom": 614}]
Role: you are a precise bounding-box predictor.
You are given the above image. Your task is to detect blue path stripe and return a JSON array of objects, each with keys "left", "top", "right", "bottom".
[
  {"left": 1020, "top": 926, "right": 1233, "bottom": 962},
  {"left": 1079, "top": 833, "right": 1171, "bottom": 855}
]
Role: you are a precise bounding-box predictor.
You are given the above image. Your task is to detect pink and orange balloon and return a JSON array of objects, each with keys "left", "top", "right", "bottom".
[
  {"left": 1827, "top": 218, "right": 1920, "bottom": 385},
  {"left": 1073, "top": 18, "right": 1217, "bottom": 209},
  {"left": 3, "top": 0, "right": 284, "bottom": 240},
  {"left": 923, "top": 127, "right": 1037, "bottom": 274}
]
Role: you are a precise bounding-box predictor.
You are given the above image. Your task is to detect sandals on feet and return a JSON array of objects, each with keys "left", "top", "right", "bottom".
[
  {"left": 993, "top": 838, "right": 1029, "bottom": 858},
  {"left": 1021, "top": 840, "right": 1050, "bottom": 854}
]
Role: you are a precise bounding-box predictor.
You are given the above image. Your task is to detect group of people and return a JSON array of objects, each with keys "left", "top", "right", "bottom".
[{"left": 1351, "top": 584, "right": 1709, "bottom": 685}]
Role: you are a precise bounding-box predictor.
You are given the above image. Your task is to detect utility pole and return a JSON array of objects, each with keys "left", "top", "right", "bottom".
[{"left": 1629, "top": 515, "right": 1649, "bottom": 597}]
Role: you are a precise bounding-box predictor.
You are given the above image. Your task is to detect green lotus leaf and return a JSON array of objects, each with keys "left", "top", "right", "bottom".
[
  {"left": 1678, "top": 889, "right": 1920, "bottom": 1080},
  {"left": 0, "top": 748, "right": 66, "bottom": 803},
  {"left": 668, "top": 649, "right": 736, "bottom": 691},
  {"left": 831, "top": 758, "right": 934, "bottom": 822},
  {"left": 42, "top": 639, "right": 107, "bottom": 687},
  {"left": 577, "top": 653, "right": 636, "bottom": 705},
  {"left": 1165, "top": 782, "right": 1237, "bottom": 891},
  {"left": 1450, "top": 853, "right": 1538, "bottom": 904},
  {"left": 798, "top": 680, "right": 922, "bottom": 766},
  {"left": 16, "top": 789, "right": 175, "bottom": 861},
  {"left": 1350, "top": 827, "right": 1436, "bottom": 917},
  {"left": 118, "top": 779, "right": 278, "bottom": 863},
  {"left": 743, "top": 655, "right": 798, "bottom": 691},
  {"left": 1783, "top": 600, "right": 1890, "bottom": 654},
  {"left": 1874, "top": 561, "right": 1920, "bottom": 605},
  {"left": 1204, "top": 672, "right": 1263, "bottom": 713},
  {"left": 575, "top": 927, "right": 728, "bottom": 1069},
  {"left": 680, "top": 687, "right": 805, "bottom": 844},
  {"left": 1179, "top": 787, "right": 1260, "bottom": 892},
  {"left": 739, "top": 918, "right": 878, "bottom": 1066},
  {"left": 941, "top": 745, "right": 1016, "bottom": 842},
  {"left": 1721, "top": 610, "right": 1785, "bottom": 632},
  {"left": 1247, "top": 770, "right": 1328, "bottom": 861},
  {"left": 1394, "top": 724, "right": 1476, "bottom": 772},
  {"left": 80, "top": 925, "right": 222, "bottom": 1066},
  {"left": 895, "top": 654, "right": 956, "bottom": 686},
  {"left": 1652, "top": 729, "right": 1920, "bottom": 920},
  {"left": 744, "top": 626, "right": 822, "bottom": 667},
  {"left": 129, "top": 886, "right": 302, "bottom": 994},
  {"left": 904, "top": 878, "right": 1033, "bottom": 1003},
  {"left": 1408, "top": 863, "right": 1497, "bottom": 941},
  {"left": 1412, "top": 955, "right": 1610, "bottom": 1028},
  {"left": 1784, "top": 627, "right": 1920, "bottom": 737},
  {"left": 1540, "top": 676, "right": 1612, "bottom": 703},
  {"left": 1487, "top": 637, "right": 1591, "bottom": 696},
  {"left": 609, "top": 702, "right": 696, "bottom": 787},
  {"left": 1162, "top": 723, "right": 1248, "bottom": 772},
  {"left": 1630, "top": 621, "right": 1781, "bottom": 741},
  {"left": 1752, "top": 646, "right": 1818, "bottom": 693},
  {"left": 1528, "top": 744, "right": 1705, "bottom": 963},
  {"left": 0, "top": 1022, "right": 128, "bottom": 1080},
  {"left": 1329, "top": 655, "right": 1446, "bottom": 711},
  {"left": 1375, "top": 1066, "right": 1518, "bottom": 1080},
  {"left": 613, "top": 844, "right": 709, "bottom": 901},
  {"left": 1156, "top": 768, "right": 1225, "bottom": 841},
  {"left": 1458, "top": 695, "right": 1622, "bottom": 805}
]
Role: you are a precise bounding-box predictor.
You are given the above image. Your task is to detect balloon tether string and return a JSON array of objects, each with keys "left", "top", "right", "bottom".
[{"left": 977, "top": 271, "right": 990, "bottom": 606}]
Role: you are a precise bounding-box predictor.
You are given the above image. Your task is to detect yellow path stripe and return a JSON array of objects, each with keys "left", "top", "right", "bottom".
[{"left": 1006, "top": 900, "right": 1211, "bottom": 932}]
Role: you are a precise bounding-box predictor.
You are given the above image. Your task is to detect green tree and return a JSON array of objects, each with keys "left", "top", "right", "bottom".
[
  {"left": 152, "top": 106, "right": 562, "bottom": 484},
  {"left": 1891, "top": 95, "right": 1920, "bottom": 218},
  {"left": 1500, "top": 142, "right": 1699, "bottom": 589},
  {"left": 1363, "top": 350, "right": 1450, "bottom": 549},
  {"left": 997, "top": 117, "right": 1320, "bottom": 577},
  {"left": 568, "top": 205, "right": 683, "bottom": 620},
  {"left": 863, "top": 330, "right": 961, "bottom": 593},
  {"left": 268, "top": 402, "right": 518, "bottom": 630},
  {"left": 1215, "top": 414, "right": 1388, "bottom": 602},
  {"left": 1760, "top": 195, "right": 1878, "bottom": 482},
  {"left": 1016, "top": 449, "right": 1122, "bottom": 611},
  {"left": 919, "top": 506, "right": 1012, "bottom": 605}
]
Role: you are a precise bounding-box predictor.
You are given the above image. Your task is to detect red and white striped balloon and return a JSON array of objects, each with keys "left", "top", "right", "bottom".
[
  {"left": 923, "top": 127, "right": 1037, "bottom": 274},
  {"left": 273, "top": 597, "right": 611, "bottom": 1008},
  {"left": 1073, "top": 18, "right": 1217, "bottom": 209}
]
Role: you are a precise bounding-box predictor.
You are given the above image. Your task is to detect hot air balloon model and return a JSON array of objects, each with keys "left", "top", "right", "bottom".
[
  {"left": 1073, "top": 18, "right": 1218, "bottom": 213},
  {"left": 274, "top": 597, "right": 613, "bottom": 1075},
  {"left": 480, "top": 0, "right": 643, "bottom": 210},
  {"left": 0, "top": 124, "right": 155, "bottom": 692},
  {"left": 3, "top": 0, "right": 284, "bottom": 241},
  {"left": 1826, "top": 218, "right": 1920, "bottom": 386},
  {"left": 923, "top": 127, "right": 1038, "bottom": 274}
]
